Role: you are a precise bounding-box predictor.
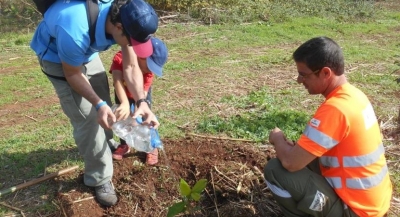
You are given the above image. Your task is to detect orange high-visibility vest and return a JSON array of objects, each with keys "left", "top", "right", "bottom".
[{"left": 298, "top": 83, "right": 392, "bottom": 217}]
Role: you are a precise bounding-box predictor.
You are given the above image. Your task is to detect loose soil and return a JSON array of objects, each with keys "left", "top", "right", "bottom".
[{"left": 54, "top": 137, "right": 282, "bottom": 217}]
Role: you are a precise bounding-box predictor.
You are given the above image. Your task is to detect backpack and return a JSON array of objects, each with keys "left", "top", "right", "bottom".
[{"left": 32, "top": 0, "right": 100, "bottom": 44}]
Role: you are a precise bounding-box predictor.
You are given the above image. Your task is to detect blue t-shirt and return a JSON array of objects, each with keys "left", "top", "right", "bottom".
[{"left": 30, "top": 0, "right": 115, "bottom": 67}]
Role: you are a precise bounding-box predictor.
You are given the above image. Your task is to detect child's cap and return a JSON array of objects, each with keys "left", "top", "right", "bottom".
[{"left": 147, "top": 37, "right": 168, "bottom": 77}]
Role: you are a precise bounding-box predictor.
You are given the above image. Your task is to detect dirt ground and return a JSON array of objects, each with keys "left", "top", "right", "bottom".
[{"left": 52, "top": 137, "right": 282, "bottom": 217}]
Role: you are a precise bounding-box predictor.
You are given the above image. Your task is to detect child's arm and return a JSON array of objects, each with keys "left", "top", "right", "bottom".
[{"left": 112, "top": 70, "right": 131, "bottom": 121}]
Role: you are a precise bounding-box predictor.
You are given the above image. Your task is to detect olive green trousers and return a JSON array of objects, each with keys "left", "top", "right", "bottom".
[{"left": 264, "top": 158, "right": 358, "bottom": 217}]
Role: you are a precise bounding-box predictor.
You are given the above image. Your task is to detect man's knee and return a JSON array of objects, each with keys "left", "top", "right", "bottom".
[{"left": 264, "top": 158, "right": 284, "bottom": 182}]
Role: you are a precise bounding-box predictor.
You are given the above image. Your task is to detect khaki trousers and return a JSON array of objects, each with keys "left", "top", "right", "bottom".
[{"left": 39, "top": 56, "right": 117, "bottom": 187}]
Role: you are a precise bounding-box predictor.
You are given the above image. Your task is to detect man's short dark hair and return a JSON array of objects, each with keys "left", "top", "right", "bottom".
[
  {"left": 293, "top": 37, "right": 345, "bottom": 75},
  {"left": 108, "top": 0, "right": 128, "bottom": 25},
  {"left": 108, "top": 0, "right": 130, "bottom": 43}
]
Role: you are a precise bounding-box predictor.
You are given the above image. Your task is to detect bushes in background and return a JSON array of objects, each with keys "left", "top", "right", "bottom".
[{"left": 0, "top": 0, "right": 378, "bottom": 32}]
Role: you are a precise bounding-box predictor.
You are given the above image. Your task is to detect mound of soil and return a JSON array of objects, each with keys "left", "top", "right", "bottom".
[{"left": 55, "top": 137, "right": 282, "bottom": 217}]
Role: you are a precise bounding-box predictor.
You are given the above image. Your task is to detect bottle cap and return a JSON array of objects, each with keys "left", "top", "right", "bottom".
[
  {"left": 150, "top": 128, "right": 163, "bottom": 149},
  {"left": 135, "top": 116, "right": 143, "bottom": 124}
]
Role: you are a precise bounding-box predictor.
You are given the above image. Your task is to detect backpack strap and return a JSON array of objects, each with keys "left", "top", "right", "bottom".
[{"left": 86, "top": 0, "right": 99, "bottom": 45}]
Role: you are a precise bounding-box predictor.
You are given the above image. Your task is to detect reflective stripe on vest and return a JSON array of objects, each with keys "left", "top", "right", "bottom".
[
  {"left": 303, "top": 125, "right": 338, "bottom": 149},
  {"left": 343, "top": 144, "right": 384, "bottom": 167},
  {"left": 307, "top": 126, "right": 388, "bottom": 190},
  {"left": 320, "top": 156, "right": 340, "bottom": 168},
  {"left": 320, "top": 144, "right": 385, "bottom": 168},
  {"left": 326, "top": 165, "right": 388, "bottom": 189},
  {"left": 346, "top": 165, "right": 388, "bottom": 189},
  {"left": 325, "top": 177, "right": 342, "bottom": 188}
]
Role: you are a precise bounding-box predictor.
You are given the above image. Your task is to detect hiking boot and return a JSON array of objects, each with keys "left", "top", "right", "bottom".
[
  {"left": 95, "top": 181, "right": 117, "bottom": 207},
  {"left": 112, "top": 143, "right": 130, "bottom": 160},
  {"left": 146, "top": 148, "right": 159, "bottom": 166}
]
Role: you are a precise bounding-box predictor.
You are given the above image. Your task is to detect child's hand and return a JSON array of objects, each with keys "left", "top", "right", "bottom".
[{"left": 115, "top": 102, "right": 131, "bottom": 121}]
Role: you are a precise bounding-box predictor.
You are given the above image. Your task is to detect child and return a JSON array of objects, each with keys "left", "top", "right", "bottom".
[{"left": 109, "top": 37, "right": 168, "bottom": 165}]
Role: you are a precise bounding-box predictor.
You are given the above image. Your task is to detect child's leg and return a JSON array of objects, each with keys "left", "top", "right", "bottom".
[
  {"left": 144, "top": 87, "right": 159, "bottom": 165},
  {"left": 111, "top": 92, "right": 133, "bottom": 160}
]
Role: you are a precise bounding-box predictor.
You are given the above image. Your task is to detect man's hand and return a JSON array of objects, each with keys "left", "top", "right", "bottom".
[
  {"left": 133, "top": 102, "right": 159, "bottom": 128},
  {"left": 115, "top": 102, "right": 131, "bottom": 121},
  {"left": 269, "top": 127, "right": 294, "bottom": 146},
  {"left": 269, "top": 127, "right": 285, "bottom": 145},
  {"left": 269, "top": 127, "right": 316, "bottom": 172},
  {"left": 97, "top": 105, "right": 116, "bottom": 129}
]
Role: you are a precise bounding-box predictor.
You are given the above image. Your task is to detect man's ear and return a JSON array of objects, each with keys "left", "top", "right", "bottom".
[{"left": 321, "top": 67, "right": 333, "bottom": 79}]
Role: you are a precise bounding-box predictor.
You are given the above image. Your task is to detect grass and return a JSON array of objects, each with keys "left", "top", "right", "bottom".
[
  {"left": 153, "top": 16, "right": 400, "bottom": 139},
  {"left": 0, "top": 0, "right": 400, "bottom": 216},
  {"left": 196, "top": 87, "right": 312, "bottom": 142}
]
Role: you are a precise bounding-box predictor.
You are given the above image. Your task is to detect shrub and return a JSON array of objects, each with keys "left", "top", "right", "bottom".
[{"left": 0, "top": 0, "right": 379, "bottom": 33}]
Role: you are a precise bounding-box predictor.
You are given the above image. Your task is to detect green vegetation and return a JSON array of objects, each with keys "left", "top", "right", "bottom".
[
  {"left": 167, "top": 178, "right": 208, "bottom": 217},
  {"left": 0, "top": 0, "right": 399, "bottom": 216},
  {"left": 197, "top": 87, "right": 311, "bottom": 141},
  {"left": 0, "top": 0, "right": 387, "bottom": 32},
  {"left": 148, "top": 0, "right": 378, "bottom": 24}
]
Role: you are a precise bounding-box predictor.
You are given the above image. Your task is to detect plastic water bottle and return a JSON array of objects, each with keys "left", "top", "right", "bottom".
[
  {"left": 150, "top": 128, "right": 163, "bottom": 150},
  {"left": 109, "top": 105, "right": 133, "bottom": 139},
  {"left": 130, "top": 116, "right": 153, "bottom": 153},
  {"left": 110, "top": 104, "right": 153, "bottom": 153},
  {"left": 110, "top": 104, "right": 164, "bottom": 153},
  {"left": 111, "top": 117, "right": 134, "bottom": 139}
]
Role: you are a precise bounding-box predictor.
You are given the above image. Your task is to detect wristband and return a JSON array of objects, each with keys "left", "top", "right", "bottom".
[
  {"left": 135, "top": 98, "right": 150, "bottom": 108},
  {"left": 95, "top": 101, "right": 107, "bottom": 111}
]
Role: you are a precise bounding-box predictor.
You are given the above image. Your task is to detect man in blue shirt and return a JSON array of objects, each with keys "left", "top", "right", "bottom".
[{"left": 30, "top": 0, "right": 160, "bottom": 206}]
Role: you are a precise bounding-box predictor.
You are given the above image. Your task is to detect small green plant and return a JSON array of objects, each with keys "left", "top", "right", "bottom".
[{"left": 167, "top": 178, "right": 208, "bottom": 217}]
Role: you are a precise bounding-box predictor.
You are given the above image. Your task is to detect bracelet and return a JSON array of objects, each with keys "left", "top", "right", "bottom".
[
  {"left": 95, "top": 101, "right": 107, "bottom": 111},
  {"left": 135, "top": 98, "right": 150, "bottom": 108}
]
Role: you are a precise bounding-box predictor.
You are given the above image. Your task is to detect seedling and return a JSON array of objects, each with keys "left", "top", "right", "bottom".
[{"left": 167, "top": 178, "right": 208, "bottom": 217}]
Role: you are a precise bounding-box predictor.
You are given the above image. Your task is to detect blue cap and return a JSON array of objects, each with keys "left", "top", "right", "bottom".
[
  {"left": 147, "top": 37, "right": 168, "bottom": 77},
  {"left": 120, "top": 0, "right": 158, "bottom": 57}
]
